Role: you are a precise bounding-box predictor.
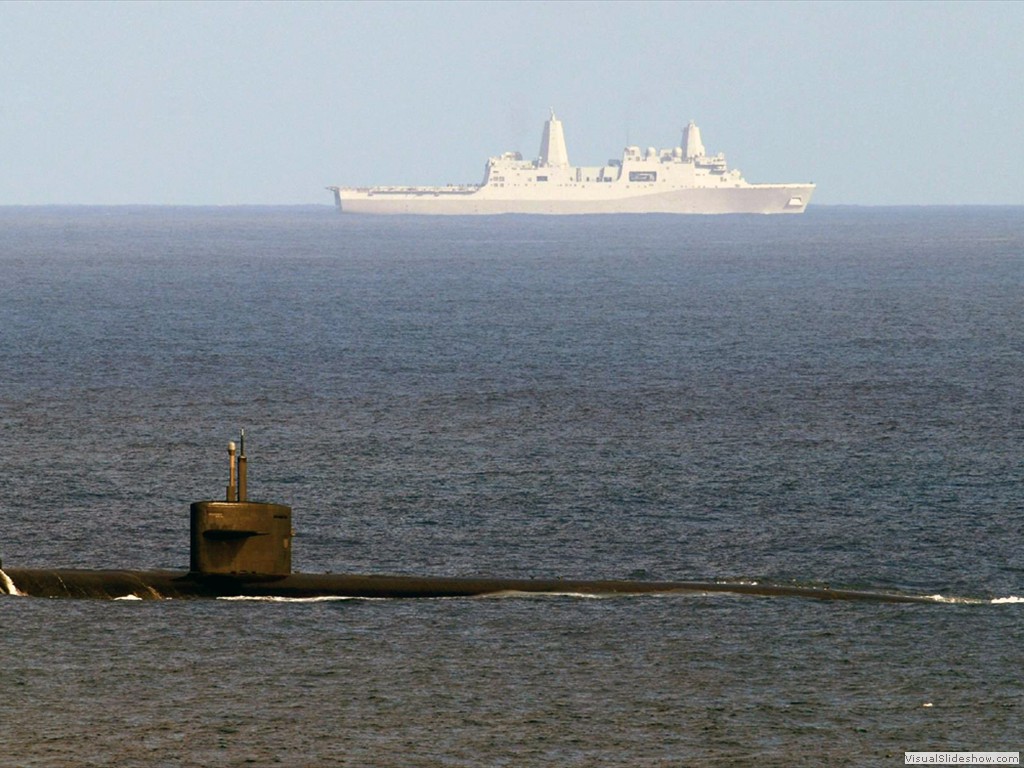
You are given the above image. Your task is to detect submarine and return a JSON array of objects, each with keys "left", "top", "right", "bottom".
[{"left": 1, "top": 435, "right": 948, "bottom": 604}]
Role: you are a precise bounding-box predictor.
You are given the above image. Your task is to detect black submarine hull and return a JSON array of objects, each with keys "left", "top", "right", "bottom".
[{"left": 3, "top": 568, "right": 948, "bottom": 603}]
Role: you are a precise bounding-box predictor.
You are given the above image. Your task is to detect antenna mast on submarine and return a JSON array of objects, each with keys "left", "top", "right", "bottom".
[
  {"left": 238, "top": 429, "right": 247, "bottom": 502},
  {"left": 226, "top": 440, "right": 237, "bottom": 501},
  {"left": 225, "top": 430, "right": 247, "bottom": 502}
]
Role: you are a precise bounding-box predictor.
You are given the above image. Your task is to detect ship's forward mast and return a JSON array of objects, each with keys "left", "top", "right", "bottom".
[
  {"left": 681, "top": 121, "right": 705, "bottom": 159},
  {"left": 676, "top": 120, "right": 730, "bottom": 173}
]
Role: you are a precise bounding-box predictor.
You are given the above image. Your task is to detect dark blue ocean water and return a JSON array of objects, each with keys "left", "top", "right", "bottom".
[{"left": 1, "top": 206, "right": 1022, "bottom": 765}]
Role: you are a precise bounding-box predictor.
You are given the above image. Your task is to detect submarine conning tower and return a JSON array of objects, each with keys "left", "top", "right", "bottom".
[{"left": 189, "top": 432, "right": 293, "bottom": 577}]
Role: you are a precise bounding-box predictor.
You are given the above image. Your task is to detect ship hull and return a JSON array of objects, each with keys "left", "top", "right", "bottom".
[
  {"left": 333, "top": 184, "right": 814, "bottom": 215},
  {"left": 3, "top": 567, "right": 940, "bottom": 603}
]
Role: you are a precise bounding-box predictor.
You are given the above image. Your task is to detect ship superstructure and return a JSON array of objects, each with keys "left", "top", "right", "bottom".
[{"left": 328, "top": 112, "right": 814, "bottom": 215}]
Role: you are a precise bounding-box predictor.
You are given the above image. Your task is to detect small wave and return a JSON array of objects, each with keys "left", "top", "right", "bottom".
[
  {"left": 216, "top": 595, "right": 365, "bottom": 603},
  {"left": 917, "top": 594, "right": 1024, "bottom": 605},
  {"left": 920, "top": 594, "right": 988, "bottom": 604},
  {"left": 114, "top": 594, "right": 144, "bottom": 601},
  {"left": 474, "top": 590, "right": 608, "bottom": 600},
  {"left": 0, "top": 569, "right": 27, "bottom": 597}
]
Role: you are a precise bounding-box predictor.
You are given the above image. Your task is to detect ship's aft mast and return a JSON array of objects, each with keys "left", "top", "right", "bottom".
[{"left": 538, "top": 109, "right": 569, "bottom": 167}]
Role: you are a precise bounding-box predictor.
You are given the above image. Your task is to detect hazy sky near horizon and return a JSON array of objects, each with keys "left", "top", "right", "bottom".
[{"left": 2, "top": 1, "right": 1021, "bottom": 206}]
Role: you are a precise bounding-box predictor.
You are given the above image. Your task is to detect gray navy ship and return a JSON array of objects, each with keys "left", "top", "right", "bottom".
[{"left": 328, "top": 112, "right": 814, "bottom": 215}]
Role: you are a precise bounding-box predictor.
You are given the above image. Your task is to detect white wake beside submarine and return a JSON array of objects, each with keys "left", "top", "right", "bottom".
[{"left": 0, "top": 436, "right": 944, "bottom": 603}]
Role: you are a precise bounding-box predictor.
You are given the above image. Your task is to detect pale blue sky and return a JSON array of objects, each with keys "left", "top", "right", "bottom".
[{"left": 2, "top": 0, "right": 1021, "bottom": 206}]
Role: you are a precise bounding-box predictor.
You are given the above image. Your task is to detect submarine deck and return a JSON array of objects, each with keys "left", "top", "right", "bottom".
[{"left": 2, "top": 568, "right": 950, "bottom": 604}]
